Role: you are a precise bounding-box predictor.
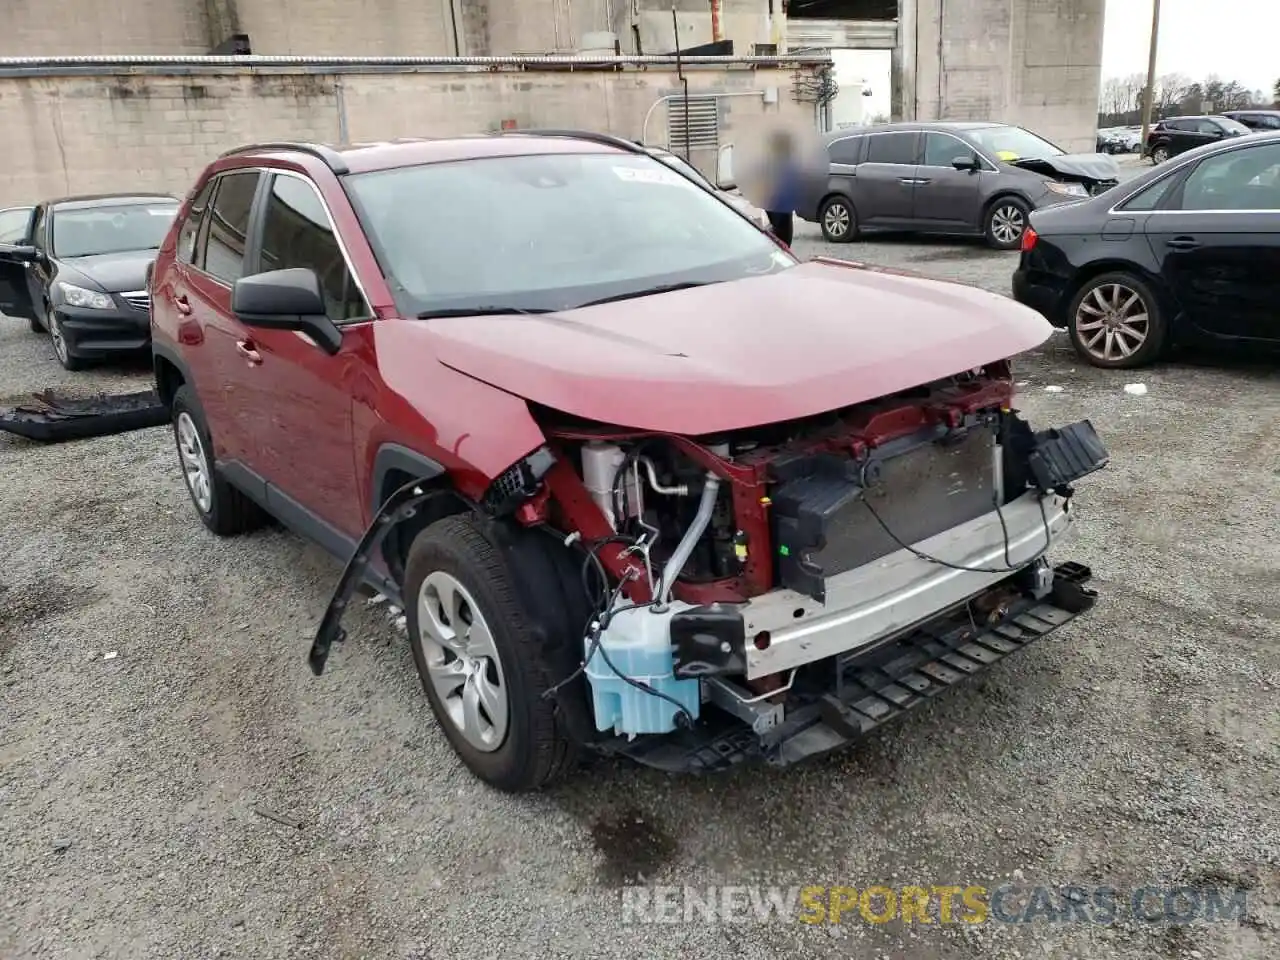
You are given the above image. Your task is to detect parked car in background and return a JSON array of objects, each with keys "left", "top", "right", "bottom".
[
  {"left": 800, "top": 121, "right": 1121, "bottom": 249},
  {"left": 148, "top": 132, "right": 1104, "bottom": 792},
  {"left": 641, "top": 144, "right": 769, "bottom": 229},
  {"left": 1222, "top": 109, "right": 1280, "bottom": 132},
  {"left": 1095, "top": 127, "right": 1137, "bottom": 154},
  {"left": 1144, "top": 115, "right": 1251, "bottom": 164},
  {"left": 0, "top": 193, "right": 179, "bottom": 369},
  {"left": 0, "top": 205, "right": 32, "bottom": 244},
  {"left": 1013, "top": 130, "right": 1280, "bottom": 368}
]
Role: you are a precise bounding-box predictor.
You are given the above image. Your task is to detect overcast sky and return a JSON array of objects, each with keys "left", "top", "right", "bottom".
[{"left": 1102, "top": 0, "right": 1277, "bottom": 94}]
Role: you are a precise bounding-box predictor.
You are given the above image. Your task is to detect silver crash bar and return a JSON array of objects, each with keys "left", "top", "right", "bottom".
[{"left": 741, "top": 491, "right": 1072, "bottom": 679}]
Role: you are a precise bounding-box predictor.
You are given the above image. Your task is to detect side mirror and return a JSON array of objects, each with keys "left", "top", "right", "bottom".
[
  {"left": 0, "top": 243, "right": 41, "bottom": 264},
  {"left": 231, "top": 268, "right": 343, "bottom": 355},
  {"left": 951, "top": 155, "right": 979, "bottom": 171},
  {"left": 716, "top": 143, "right": 737, "bottom": 191}
]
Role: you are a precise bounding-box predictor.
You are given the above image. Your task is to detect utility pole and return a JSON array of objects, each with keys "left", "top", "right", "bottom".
[{"left": 1140, "top": 0, "right": 1162, "bottom": 146}]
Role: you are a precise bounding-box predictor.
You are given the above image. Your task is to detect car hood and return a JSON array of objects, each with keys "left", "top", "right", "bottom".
[
  {"left": 58, "top": 250, "right": 156, "bottom": 293},
  {"left": 1010, "top": 153, "right": 1121, "bottom": 183},
  {"left": 409, "top": 260, "right": 1053, "bottom": 435}
]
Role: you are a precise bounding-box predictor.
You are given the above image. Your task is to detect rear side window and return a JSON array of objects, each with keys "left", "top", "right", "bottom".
[
  {"left": 1175, "top": 143, "right": 1280, "bottom": 211},
  {"left": 865, "top": 132, "right": 918, "bottom": 165},
  {"left": 256, "top": 174, "right": 369, "bottom": 323},
  {"left": 828, "top": 136, "right": 863, "bottom": 165},
  {"left": 1117, "top": 173, "right": 1179, "bottom": 211},
  {"left": 201, "top": 170, "right": 260, "bottom": 285},
  {"left": 176, "top": 180, "right": 215, "bottom": 264}
]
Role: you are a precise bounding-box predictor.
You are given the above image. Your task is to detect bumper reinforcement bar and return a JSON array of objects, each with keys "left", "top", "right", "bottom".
[{"left": 607, "top": 561, "right": 1097, "bottom": 774}]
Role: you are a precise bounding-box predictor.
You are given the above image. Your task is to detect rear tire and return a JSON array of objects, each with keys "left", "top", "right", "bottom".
[
  {"left": 170, "top": 384, "right": 266, "bottom": 536},
  {"left": 405, "top": 514, "right": 590, "bottom": 792},
  {"left": 1066, "top": 271, "right": 1168, "bottom": 369},
  {"left": 819, "top": 195, "right": 858, "bottom": 243},
  {"left": 27, "top": 314, "right": 42, "bottom": 333},
  {"left": 1151, "top": 145, "right": 1169, "bottom": 164}
]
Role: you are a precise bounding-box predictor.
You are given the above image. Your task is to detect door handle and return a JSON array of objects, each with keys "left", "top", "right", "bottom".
[
  {"left": 914, "top": 178, "right": 932, "bottom": 185},
  {"left": 1166, "top": 236, "right": 1200, "bottom": 250},
  {"left": 173, "top": 294, "right": 192, "bottom": 315},
  {"left": 235, "top": 339, "right": 263, "bottom": 364}
]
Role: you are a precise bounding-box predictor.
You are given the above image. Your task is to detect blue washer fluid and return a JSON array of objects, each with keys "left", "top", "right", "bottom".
[{"left": 584, "top": 604, "right": 702, "bottom": 736}]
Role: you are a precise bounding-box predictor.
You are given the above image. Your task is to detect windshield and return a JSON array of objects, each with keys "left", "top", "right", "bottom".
[
  {"left": 344, "top": 152, "right": 793, "bottom": 316},
  {"left": 52, "top": 202, "right": 179, "bottom": 258},
  {"left": 648, "top": 150, "right": 717, "bottom": 192},
  {"left": 969, "top": 126, "right": 1066, "bottom": 162},
  {"left": 1216, "top": 117, "right": 1252, "bottom": 136}
]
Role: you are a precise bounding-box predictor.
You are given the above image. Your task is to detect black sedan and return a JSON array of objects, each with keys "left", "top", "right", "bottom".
[
  {"left": 0, "top": 193, "right": 179, "bottom": 370},
  {"left": 1013, "top": 130, "right": 1280, "bottom": 369}
]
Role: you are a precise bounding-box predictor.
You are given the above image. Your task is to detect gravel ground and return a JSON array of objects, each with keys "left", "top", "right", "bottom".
[{"left": 2, "top": 180, "right": 1278, "bottom": 960}]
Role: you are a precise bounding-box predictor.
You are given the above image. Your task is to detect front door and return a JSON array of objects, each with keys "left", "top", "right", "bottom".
[
  {"left": 0, "top": 259, "right": 35, "bottom": 320},
  {"left": 241, "top": 171, "right": 367, "bottom": 542},
  {"left": 854, "top": 131, "right": 921, "bottom": 226},
  {"left": 1146, "top": 141, "right": 1280, "bottom": 342},
  {"left": 912, "top": 132, "right": 985, "bottom": 230}
]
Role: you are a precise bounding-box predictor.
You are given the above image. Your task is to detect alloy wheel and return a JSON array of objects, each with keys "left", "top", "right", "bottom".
[
  {"left": 176, "top": 411, "right": 213, "bottom": 513},
  {"left": 1074, "top": 282, "right": 1150, "bottom": 364},
  {"left": 417, "top": 570, "right": 510, "bottom": 753},
  {"left": 823, "top": 202, "right": 851, "bottom": 240},
  {"left": 989, "top": 204, "right": 1026, "bottom": 246},
  {"left": 1152, "top": 146, "right": 1169, "bottom": 164}
]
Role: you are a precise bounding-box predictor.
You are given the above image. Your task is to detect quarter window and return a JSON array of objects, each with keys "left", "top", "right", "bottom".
[
  {"left": 1117, "top": 173, "right": 1179, "bottom": 211},
  {"left": 176, "top": 180, "right": 215, "bottom": 264},
  {"left": 1175, "top": 143, "right": 1280, "bottom": 211},
  {"left": 201, "top": 171, "right": 260, "bottom": 285},
  {"left": 257, "top": 175, "right": 368, "bottom": 323},
  {"left": 865, "top": 132, "right": 918, "bottom": 165},
  {"left": 829, "top": 135, "right": 863, "bottom": 165}
]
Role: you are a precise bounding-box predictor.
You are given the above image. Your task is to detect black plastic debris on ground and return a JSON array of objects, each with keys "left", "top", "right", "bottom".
[{"left": 0, "top": 389, "right": 168, "bottom": 442}]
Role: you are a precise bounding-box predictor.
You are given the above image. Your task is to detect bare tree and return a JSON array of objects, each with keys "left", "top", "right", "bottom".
[{"left": 1154, "top": 73, "right": 1189, "bottom": 118}]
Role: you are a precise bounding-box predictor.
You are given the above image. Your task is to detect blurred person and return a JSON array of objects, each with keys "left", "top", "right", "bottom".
[{"left": 761, "top": 129, "right": 801, "bottom": 246}]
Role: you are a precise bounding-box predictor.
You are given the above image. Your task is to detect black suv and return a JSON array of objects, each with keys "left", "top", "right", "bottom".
[{"left": 1144, "top": 115, "right": 1251, "bottom": 164}]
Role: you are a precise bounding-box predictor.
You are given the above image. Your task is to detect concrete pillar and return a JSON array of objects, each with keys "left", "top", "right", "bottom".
[{"left": 202, "top": 0, "right": 241, "bottom": 51}]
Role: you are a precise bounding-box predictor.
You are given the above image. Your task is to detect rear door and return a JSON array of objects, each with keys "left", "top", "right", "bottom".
[
  {"left": 1145, "top": 140, "right": 1280, "bottom": 342},
  {"left": 172, "top": 169, "right": 265, "bottom": 470},
  {"left": 913, "top": 131, "right": 984, "bottom": 230},
  {"left": 855, "top": 131, "right": 921, "bottom": 226}
]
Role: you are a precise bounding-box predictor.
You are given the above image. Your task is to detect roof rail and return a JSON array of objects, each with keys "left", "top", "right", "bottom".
[
  {"left": 491, "top": 128, "right": 646, "bottom": 154},
  {"left": 218, "top": 141, "right": 350, "bottom": 174}
]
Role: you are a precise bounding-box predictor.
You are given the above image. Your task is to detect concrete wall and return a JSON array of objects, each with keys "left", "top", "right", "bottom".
[
  {"left": 0, "top": 60, "right": 821, "bottom": 208},
  {"left": 902, "top": 0, "right": 1105, "bottom": 153}
]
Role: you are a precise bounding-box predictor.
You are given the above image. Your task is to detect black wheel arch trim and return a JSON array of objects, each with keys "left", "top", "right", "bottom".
[
  {"left": 370, "top": 443, "right": 447, "bottom": 520},
  {"left": 152, "top": 341, "right": 193, "bottom": 406}
]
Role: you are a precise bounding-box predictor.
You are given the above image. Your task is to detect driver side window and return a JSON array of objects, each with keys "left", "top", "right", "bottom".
[{"left": 1175, "top": 143, "right": 1280, "bottom": 211}]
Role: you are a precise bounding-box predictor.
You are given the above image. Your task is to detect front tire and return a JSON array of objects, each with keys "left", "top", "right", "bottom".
[
  {"left": 984, "top": 197, "right": 1030, "bottom": 250},
  {"left": 48, "top": 313, "right": 87, "bottom": 371},
  {"left": 170, "top": 384, "right": 266, "bottom": 536},
  {"left": 405, "top": 514, "right": 587, "bottom": 792},
  {"left": 819, "top": 195, "right": 858, "bottom": 243},
  {"left": 1066, "top": 271, "right": 1168, "bottom": 369}
]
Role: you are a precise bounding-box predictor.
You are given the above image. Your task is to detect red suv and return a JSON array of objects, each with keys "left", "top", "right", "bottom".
[{"left": 150, "top": 132, "right": 1106, "bottom": 792}]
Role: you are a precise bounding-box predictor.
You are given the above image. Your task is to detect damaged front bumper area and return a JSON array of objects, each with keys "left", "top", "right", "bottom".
[{"left": 607, "top": 559, "right": 1097, "bottom": 774}]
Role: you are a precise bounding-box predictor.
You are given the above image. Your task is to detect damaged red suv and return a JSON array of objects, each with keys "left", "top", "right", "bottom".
[{"left": 150, "top": 132, "right": 1108, "bottom": 792}]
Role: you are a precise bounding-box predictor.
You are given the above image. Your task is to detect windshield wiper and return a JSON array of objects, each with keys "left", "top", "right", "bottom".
[
  {"left": 574, "top": 281, "right": 715, "bottom": 309},
  {"left": 415, "top": 305, "right": 552, "bottom": 319}
]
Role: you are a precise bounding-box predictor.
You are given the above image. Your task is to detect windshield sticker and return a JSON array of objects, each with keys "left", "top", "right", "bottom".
[
  {"left": 995, "top": 150, "right": 1020, "bottom": 162},
  {"left": 148, "top": 207, "right": 179, "bottom": 216},
  {"left": 612, "top": 166, "right": 689, "bottom": 186}
]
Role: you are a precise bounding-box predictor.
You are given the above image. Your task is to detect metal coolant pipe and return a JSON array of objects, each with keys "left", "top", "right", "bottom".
[{"left": 654, "top": 472, "right": 721, "bottom": 610}]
